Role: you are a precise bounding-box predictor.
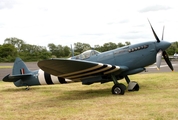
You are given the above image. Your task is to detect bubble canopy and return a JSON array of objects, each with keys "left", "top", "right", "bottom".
[{"left": 75, "top": 50, "right": 100, "bottom": 59}]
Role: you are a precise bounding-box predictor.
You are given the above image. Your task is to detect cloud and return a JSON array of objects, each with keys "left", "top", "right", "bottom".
[
  {"left": 139, "top": 5, "right": 171, "bottom": 13},
  {"left": 80, "top": 33, "right": 104, "bottom": 36},
  {"left": 0, "top": 0, "right": 16, "bottom": 9},
  {"left": 107, "top": 19, "right": 130, "bottom": 25}
]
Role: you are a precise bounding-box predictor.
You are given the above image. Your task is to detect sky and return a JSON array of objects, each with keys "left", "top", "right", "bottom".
[{"left": 0, "top": 0, "right": 178, "bottom": 48}]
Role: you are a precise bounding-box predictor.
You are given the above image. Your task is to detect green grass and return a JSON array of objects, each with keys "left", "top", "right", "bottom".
[
  {"left": 0, "top": 66, "right": 12, "bottom": 69},
  {"left": 0, "top": 72, "right": 178, "bottom": 120}
]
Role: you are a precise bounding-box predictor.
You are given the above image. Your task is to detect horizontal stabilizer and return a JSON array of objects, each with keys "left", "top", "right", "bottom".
[{"left": 2, "top": 73, "right": 32, "bottom": 82}]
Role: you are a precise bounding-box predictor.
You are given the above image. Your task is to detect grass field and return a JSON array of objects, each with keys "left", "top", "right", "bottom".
[
  {"left": 0, "top": 66, "right": 12, "bottom": 69},
  {"left": 0, "top": 72, "right": 178, "bottom": 120}
]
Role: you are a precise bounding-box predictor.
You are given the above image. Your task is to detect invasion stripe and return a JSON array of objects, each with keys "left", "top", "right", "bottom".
[
  {"left": 67, "top": 64, "right": 113, "bottom": 79},
  {"left": 58, "top": 77, "right": 67, "bottom": 84},
  {"left": 69, "top": 65, "right": 120, "bottom": 80},
  {"left": 44, "top": 72, "right": 53, "bottom": 84},
  {"left": 64, "top": 64, "right": 107, "bottom": 78},
  {"left": 59, "top": 63, "right": 103, "bottom": 77},
  {"left": 50, "top": 75, "right": 61, "bottom": 84},
  {"left": 104, "top": 66, "right": 120, "bottom": 74},
  {"left": 104, "top": 66, "right": 116, "bottom": 72},
  {"left": 38, "top": 69, "right": 47, "bottom": 85}
]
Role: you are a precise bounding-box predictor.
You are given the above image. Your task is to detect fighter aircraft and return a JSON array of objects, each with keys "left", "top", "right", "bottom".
[{"left": 2, "top": 21, "right": 174, "bottom": 95}]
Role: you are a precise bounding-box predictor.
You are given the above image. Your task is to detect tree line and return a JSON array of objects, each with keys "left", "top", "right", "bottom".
[
  {"left": 0, "top": 37, "right": 130, "bottom": 62},
  {"left": 0, "top": 37, "right": 177, "bottom": 62}
]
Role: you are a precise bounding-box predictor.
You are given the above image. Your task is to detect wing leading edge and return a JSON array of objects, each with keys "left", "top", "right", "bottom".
[{"left": 38, "top": 58, "right": 128, "bottom": 81}]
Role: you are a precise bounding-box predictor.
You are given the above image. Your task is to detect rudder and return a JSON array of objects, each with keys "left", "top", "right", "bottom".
[{"left": 12, "top": 57, "right": 31, "bottom": 75}]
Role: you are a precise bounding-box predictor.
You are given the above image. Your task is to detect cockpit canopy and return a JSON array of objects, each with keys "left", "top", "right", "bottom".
[{"left": 75, "top": 50, "right": 100, "bottom": 59}]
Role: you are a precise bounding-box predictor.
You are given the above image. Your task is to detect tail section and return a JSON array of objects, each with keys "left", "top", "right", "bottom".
[
  {"left": 2, "top": 57, "right": 32, "bottom": 83},
  {"left": 2, "top": 57, "right": 73, "bottom": 87},
  {"left": 12, "top": 57, "right": 31, "bottom": 75}
]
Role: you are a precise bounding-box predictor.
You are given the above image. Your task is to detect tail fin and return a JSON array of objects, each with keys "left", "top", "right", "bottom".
[
  {"left": 2, "top": 57, "right": 32, "bottom": 82},
  {"left": 12, "top": 57, "right": 31, "bottom": 75}
]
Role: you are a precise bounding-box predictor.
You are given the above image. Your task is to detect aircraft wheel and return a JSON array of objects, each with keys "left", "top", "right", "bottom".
[{"left": 112, "top": 83, "right": 126, "bottom": 95}]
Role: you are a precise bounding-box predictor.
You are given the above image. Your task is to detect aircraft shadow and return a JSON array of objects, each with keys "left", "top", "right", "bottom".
[
  {"left": 56, "top": 88, "right": 112, "bottom": 100},
  {"left": 1, "top": 86, "right": 112, "bottom": 99},
  {"left": 1, "top": 87, "right": 41, "bottom": 92}
]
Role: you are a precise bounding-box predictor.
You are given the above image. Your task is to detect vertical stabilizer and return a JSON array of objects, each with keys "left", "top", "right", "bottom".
[{"left": 12, "top": 57, "right": 31, "bottom": 75}]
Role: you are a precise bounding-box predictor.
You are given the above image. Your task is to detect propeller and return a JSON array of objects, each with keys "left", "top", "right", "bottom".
[
  {"left": 148, "top": 19, "right": 160, "bottom": 43},
  {"left": 148, "top": 20, "right": 174, "bottom": 71},
  {"left": 163, "top": 51, "right": 174, "bottom": 71},
  {"left": 161, "top": 26, "right": 165, "bottom": 40},
  {"left": 156, "top": 50, "right": 162, "bottom": 70}
]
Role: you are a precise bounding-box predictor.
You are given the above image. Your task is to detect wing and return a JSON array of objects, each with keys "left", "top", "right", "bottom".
[{"left": 38, "top": 58, "right": 128, "bottom": 81}]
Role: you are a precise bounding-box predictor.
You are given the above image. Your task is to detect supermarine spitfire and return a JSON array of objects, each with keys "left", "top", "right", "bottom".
[{"left": 2, "top": 21, "right": 174, "bottom": 95}]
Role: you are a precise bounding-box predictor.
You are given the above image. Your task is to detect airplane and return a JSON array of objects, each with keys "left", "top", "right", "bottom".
[{"left": 2, "top": 20, "right": 174, "bottom": 95}]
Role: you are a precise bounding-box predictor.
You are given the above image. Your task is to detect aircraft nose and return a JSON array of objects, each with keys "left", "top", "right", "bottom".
[{"left": 155, "top": 41, "right": 171, "bottom": 51}]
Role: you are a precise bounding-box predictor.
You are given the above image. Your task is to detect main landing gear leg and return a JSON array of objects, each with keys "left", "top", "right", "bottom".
[
  {"left": 111, "top": 74, "right": 126, "bottom": 95},
  {"left": 125, "top": 75, "right": 139, "bottom": 91}
]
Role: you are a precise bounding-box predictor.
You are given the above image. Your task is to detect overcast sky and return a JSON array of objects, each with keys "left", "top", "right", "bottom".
[{"left": 0, "top": 0, "right": 178, "bottom": 47}]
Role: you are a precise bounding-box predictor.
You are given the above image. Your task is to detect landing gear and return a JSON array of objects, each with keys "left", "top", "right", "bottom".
[
  {"left": 128, "top": 81, "right": 139, "bottom": 91},
  {"left": 110, "top": 74, "right": 139, "bottom": 95},
  {"left": 25, "top": 86, "right": 30, "bottom": 90},
  {"left": 111, "top": 74, "right": 126, "bottom": 95},
  {"left": 125, "top": 75, "right": 139, "bottom": 91},
  {"left": 112, "top": 83, "right": 126, "bottom": 95}
]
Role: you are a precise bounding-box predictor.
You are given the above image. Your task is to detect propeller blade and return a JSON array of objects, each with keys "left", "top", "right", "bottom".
[
  {"left": 148, "top": 19, "right": 160, "bottom": 43},
  {"left": 163, "top": 51, "right": 174, "bottom": 71},
  {"left": 161, "top": 26, "right": 165, "bottom": 40},
  {"left": 156, "top": 50, "right": 163, "bottom": 70}
]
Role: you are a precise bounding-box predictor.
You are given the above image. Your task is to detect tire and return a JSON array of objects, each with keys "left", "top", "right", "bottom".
[{"left": 112, "top": 83, "right": 126, "bottom": 95}]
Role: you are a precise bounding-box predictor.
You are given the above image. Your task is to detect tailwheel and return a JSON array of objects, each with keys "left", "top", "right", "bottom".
[
  {"left": 128, "top": 81, "right": 139, "bottom": 91},
  {"left": 25, "top": 86, "right": 30, "bottom": 91},
  {"left": 112, "top": 83, "right": 126, "bottom": 95}
]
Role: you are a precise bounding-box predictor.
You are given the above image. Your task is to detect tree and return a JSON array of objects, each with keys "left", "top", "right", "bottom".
[
  {"left": 63, "top": 46, "right": 71, "bottom": 57},
  {"left": 4, "top": 37, "right": 25, "bottom": 52},
  {"left": 166, "top": 41, "right": 178, "bottom": 55},
  {"left": 48, "top": 43, "right": 71, "bottom": 58},
  {"left": 0, "top": 44, "right": 17, "bottom": 62},
  {"left": 117, "top": 42, "right": 125, "bottom": 47},
  {"left": 98, "top": 42, "right": 117, "bottom": 52},
  {"left": 74, "top": 42, "right": 91, "bottom": 54},
  {"left": 48, "top": 43, "right": 59, "bottom": 58},
  {"left": 94, "top": 45, "right": 102, "bottom": 52},
  {"left": 125, "top": 41, "right": 131, "bottom": 46},
  {"left": 94, "top": 42, "right": 130, "bottom": 52},
  {"left": 19, "top": 44, "right": 51, "bottom": 61}
]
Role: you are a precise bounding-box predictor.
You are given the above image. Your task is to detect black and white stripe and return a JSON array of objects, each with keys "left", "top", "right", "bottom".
[
  {"left": 44, "top": 72, "right": 53, "bottom": 84},
  {"left": 38, "top": 69, "right": 71, "bottom": 85},
  {"left": 58, "top": 63, "right": 120, "bottom": 79}
]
